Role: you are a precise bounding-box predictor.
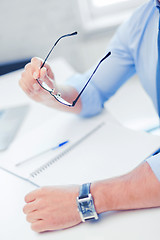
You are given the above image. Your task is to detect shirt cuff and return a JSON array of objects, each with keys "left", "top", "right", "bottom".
[
  {"left": 146, "top": 152, "right": 160, "bottom": 181},
  {"left": 65, "top": 73, "right": 104, "bottom": 118}
]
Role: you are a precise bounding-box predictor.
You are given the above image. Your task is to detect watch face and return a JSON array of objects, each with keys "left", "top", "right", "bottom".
[{"left": 79, "top": 198, "right": 95, "bottom": 218}]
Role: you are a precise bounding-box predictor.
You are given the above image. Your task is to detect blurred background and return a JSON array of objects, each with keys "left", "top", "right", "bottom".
[{"left": 0, "top": 0, "right": 147, "bottom": 73}]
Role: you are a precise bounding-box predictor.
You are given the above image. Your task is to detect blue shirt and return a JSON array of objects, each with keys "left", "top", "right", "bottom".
[{"left": 67, "top": 0, "right": 160, "bottom": 181}]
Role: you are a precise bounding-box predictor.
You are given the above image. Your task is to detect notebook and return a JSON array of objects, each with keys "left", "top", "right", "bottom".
[{"left": 1, "top": 113, "right": 160, "bottom": 187}]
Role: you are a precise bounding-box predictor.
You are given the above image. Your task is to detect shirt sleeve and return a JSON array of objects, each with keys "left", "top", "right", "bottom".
[
  {"left": 146, "top": 152, "right": 160, "bottom": 181},
  {"left": 66, "top": 17, "right": 136, "bottom": 117}
]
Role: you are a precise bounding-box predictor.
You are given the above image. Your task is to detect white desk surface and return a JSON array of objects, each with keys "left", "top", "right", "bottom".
[{"left": 0, "top": 59, "right": 160, "bottom": 240}]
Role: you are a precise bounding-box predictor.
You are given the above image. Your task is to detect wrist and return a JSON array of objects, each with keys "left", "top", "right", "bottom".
[
  {"left": 90, "top": 174, "right": 133, "bottom": 213},
  {"left": 90, "top": 181, "right": 109, "bottom": 214},
  {"left": 90, "top": 180, "right": 120, "bottom": 214}
]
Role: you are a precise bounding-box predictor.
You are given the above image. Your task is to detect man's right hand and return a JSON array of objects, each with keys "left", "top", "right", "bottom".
[
  {"left": 19, "top": 57, "right": 82, "bottom": 114},
  {"left": 19, "top": 57, "right": 57, "bottom": 103}
]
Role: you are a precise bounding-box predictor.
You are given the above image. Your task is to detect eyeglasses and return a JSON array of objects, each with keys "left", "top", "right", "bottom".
[{"left": 36, "top": 32, "right": 111, "bottom": 107}]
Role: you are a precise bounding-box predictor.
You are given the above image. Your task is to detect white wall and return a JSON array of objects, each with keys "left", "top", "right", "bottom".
[{"left": 0, "top": 0, "right": 115, "bottom": 72}]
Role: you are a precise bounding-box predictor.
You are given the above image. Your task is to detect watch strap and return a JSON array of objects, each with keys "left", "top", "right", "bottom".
[{"left": 79, "top": 183, "right": 91, "bottom": 199}]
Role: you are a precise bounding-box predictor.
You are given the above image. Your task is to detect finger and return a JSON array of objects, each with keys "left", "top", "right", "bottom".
[
  {"left": 31, "top": 57, "right": 43, "bottom": 68},
  {"left": 26, "top": 210, "right": 43, "bottom": 223},
  {"left": 39, "top": 67, "right": 54, "bottom": 89},
  {"left": 33, "top": 72, "right": 39, "bottom": 80},
  {"left": 20, "top": 69, "right": 38, "bottom": 91},
  {"left": 44, "top": 64, "right": 54, "bottom": 80},
  {"left": 24, "top": 187, "right": 47, "bottom": 203},
  {"left": 24, "top": 63, "right": 32, "bottom": 72},
  {"left": 33, "top": 58, "right": 54, "bottom": 80},
  {"left": 32, "top": 82, "right": 41, "bottom": 92},
  {"left": 31, "top": 57, "right": 43, "bottom": 79},
  {"left": 23, "top": 197, "right": 47, "bottom": 214},
  {"left": 31, "top": 220, "right": 47, "bottom": 233},
  {"left": 20, "top": 74, "right": 42, "bottom": 95},
  {"left": 25, "top": 189, "right": 40, "bottom": 203},
  {"left": 23, "top": 200, "right": 39, "bottom": 214},
  {"left": 19, "top": 78, "right": 46, "bottom": 103},
  {"left": 24, "top": 63, "right": 38, "bottom": 78},
  {"left": 19, "top": 80, "right": 35, "bottom": 97},
  {"left": 24, "top": 60, "right": 40, "bottom": 77}
]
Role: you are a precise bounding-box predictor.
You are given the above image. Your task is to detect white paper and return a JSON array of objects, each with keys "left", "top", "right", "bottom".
[{"left": 29, "top": 121, "right": 160, "bottom": 187}]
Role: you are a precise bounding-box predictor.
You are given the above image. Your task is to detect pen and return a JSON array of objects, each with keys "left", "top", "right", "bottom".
[{"left": 15, "top": 140, "right": 69, "bottom": 167}]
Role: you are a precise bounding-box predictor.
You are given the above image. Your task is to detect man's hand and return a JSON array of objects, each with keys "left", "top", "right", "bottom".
[
  {"left": 19, "top": 57, "right": 82, "bottom": 113},
  {"left": 23, "top": 185, "right": 82, "bottom": 233},
  {"left": 19, "top": 57, "right": 56, "bottom": 103}
]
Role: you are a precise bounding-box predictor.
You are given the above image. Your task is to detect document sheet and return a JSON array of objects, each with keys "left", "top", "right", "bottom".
[{"left": 0, "top": 111, "right": 160, "bottom": 187}]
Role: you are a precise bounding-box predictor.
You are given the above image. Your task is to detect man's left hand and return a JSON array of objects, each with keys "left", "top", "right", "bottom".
[{"left": 23, "top": 185, "right": 81, "bottom": 232}]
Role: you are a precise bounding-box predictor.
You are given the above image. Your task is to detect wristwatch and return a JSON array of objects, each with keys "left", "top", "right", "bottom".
[{"left": 76, "top": 183, "right": 98, "bottom": 222}]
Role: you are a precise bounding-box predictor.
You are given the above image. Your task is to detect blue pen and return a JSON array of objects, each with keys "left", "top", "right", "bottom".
[{"left": 15, "top": 140, "right": 69, "bottom": 167}]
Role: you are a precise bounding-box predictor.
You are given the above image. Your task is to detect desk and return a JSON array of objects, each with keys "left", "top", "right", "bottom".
[{"left": 0, "top": 59, "right": 160, "bottom": 240}]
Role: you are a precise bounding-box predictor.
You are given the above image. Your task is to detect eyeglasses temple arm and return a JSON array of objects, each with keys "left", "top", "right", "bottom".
[
  {"left": 41, "top": 31, "right": 78, "bottom": 69},
  {"left": 72, "top": 51, "right": 111, "bottom": 107}
]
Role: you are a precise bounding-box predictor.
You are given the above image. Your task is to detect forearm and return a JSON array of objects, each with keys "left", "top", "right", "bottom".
[
  {"left": 23, "top": 162, "right": 160, "bottom": 233},
  {"left": 91, "top": 161, "right": 160, "bottom": 214}
]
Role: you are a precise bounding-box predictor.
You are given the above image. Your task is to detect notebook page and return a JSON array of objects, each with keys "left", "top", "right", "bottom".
[
  {"left": 0, "top": 110, "right": 115, "bottom": 179},
  {"left": 28, "top": 121, "right": 160, "bottom": 187}
]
